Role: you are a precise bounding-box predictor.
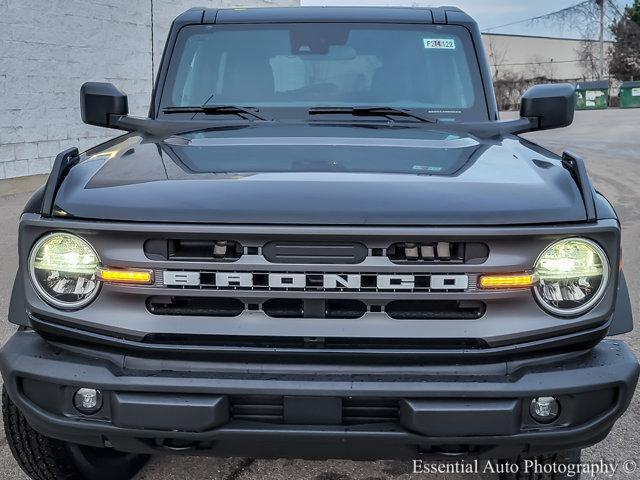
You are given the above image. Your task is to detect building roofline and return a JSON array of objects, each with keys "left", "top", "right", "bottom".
[{"left": 482, "top": 31, "right": 614, "bottom": 43}]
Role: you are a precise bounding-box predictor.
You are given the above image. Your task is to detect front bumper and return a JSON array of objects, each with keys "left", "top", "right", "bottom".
[{"left": 1, "top": 331, "right": 638, "bottom": 460}]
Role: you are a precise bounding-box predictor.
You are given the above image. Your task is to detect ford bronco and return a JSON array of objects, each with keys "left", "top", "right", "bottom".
[{"left": 1, "top": 6, "right": 638, "bottom": 480}]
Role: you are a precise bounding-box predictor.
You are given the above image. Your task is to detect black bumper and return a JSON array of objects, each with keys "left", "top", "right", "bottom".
[{"left": 1, "top": 331, "right": 638, "bottom": 460}]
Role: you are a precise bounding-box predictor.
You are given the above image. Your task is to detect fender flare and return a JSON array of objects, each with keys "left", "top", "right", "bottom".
[{"left": 609, "top": 271, "right": 634, "bottom": 336}]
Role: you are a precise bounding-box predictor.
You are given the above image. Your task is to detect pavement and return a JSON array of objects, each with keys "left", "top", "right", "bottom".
[{"left": 0, "top": 108, "right": 639, "bottom": 479}]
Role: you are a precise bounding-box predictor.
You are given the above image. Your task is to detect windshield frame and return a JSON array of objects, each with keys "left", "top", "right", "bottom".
[{"left": 157, "top": 22, "right": 492, "bottom": 123}]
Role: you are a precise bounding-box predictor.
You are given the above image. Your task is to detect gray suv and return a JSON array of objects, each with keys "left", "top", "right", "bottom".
[{"left": 1, "top": 6, "right": 638, "bottom": 480}]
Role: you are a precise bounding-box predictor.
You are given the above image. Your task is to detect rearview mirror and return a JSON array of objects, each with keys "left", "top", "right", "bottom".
[
  {"left": 520, "top": 83, "right": 575, "bottom": 131},
  {"left": 80, "top": 82, "right": 128, "bottom": 128}
]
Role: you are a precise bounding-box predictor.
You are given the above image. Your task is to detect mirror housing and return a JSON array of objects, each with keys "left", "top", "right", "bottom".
[
  {"left": 80, "top": 82, "right": 128, "bottom": 128},
  {"left": 520, "top": 83, "right": 575, "bottom": 131}
]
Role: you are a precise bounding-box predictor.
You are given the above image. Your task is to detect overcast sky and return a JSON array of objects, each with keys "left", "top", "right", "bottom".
[{"left": 300, "top": 0, "right": 632, "bottom": 39}]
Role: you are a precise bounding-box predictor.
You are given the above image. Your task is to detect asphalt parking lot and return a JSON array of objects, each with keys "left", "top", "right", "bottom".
[{"left": 0, "top": 108, "right": 639, "bottom": 479}]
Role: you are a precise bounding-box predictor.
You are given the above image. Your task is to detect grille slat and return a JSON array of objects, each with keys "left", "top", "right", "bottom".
[
  {"left": 263, "top": 242, "right": 368, "bottom": 264},
  {"left": 231, "top": 395, "right": 284, "bottom": 424},
  {"left": 229, "top": 396, "right": 399, "bottom": 425},
  {"left": 147, "top": 297, "right": 244, "bottom": 317},
  {"left": 385, "top": 300, "right": 485, "bottom": 320}
]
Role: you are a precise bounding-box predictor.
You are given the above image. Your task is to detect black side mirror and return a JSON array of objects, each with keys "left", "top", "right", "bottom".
[
  {"left": 80, "top": 82, "right": 128, "bottom": 128},
  {"left": 520, "top": 83, "right": 575, "bottom": 131}
]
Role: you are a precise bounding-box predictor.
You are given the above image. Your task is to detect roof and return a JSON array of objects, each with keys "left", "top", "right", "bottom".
[
  {"left": 179, "top": 6, "right": 475, "bottom": 25},
  {"left": 620, "top": 80, "right": 640, "bottom": 88},
  {"left": 575, "top": 80, "right": 610, "bottom": 90}
]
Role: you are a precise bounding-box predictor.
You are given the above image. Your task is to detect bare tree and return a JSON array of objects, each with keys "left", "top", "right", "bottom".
[
  {"left": 575, "top": 40, "right": 614, "bottom": 80},
  {"left": 527, "top": 0, "right": 617, "bottom": 38},
  {"left": 486, "top": 35, "right": 509, "bottom": 79}
]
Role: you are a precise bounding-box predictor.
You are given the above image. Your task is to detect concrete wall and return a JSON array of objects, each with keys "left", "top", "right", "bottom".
[
  {"left": 483, "top": 33, "right": 614, "bottom": 82},
  {"left": 0, "top": 0, "right": 299, "bottom": 180}
]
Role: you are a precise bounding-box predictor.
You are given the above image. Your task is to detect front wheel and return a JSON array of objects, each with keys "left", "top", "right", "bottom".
[
  {"left": 3, "top": 387, "right": 150, "bottom": 480},
  {"left": 498, "top": 450, "right": 582, "bottom": 480}
]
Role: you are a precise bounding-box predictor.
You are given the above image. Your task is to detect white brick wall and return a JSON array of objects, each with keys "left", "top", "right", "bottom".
[{"left": 0, "top": 0, "right": 299, "bottom": 180}]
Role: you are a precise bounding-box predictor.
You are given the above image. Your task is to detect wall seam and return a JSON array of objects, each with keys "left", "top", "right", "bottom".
[{"left": 151, "top": 0, "right": 155, "bottom": 87}]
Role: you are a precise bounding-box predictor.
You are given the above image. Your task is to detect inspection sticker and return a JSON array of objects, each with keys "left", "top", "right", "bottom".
[{"left": 423, "top": 38, "right": 456, "bottom": 49}]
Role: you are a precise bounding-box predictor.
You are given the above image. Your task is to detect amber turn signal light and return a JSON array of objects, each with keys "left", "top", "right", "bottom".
[
  {"left": 98, "top": 268, "right": 154, "bottom": 285},
  {"left": 479, "top": 273, "right": 535, "bottom": 289}
]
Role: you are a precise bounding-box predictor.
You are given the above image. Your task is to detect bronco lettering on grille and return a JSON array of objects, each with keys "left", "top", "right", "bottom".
[{"left": 162, "top": 271, "right": 470, "bottom": 291}]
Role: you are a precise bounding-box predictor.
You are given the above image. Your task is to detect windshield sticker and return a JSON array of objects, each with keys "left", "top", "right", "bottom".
[{"left": 423, "top": 38, "right": 456, "bottom": 49}]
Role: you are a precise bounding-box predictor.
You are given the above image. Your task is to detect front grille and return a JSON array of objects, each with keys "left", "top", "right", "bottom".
[
  {"left": 143, "top": 238, "right": 489, "bottom": 265},
  {"left": 229, "top": 395, "right": 399, "bottom": 425},
  {"left": 147, "top": 296, "right": 483, "bottom": 320}
]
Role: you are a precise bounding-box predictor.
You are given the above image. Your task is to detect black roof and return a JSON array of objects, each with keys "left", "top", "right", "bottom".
[
  {"left": 180, "top": 6, "right": 474, "bottom": 25},
  {"left": 620, "top": 80, "right": 640, "bottom": 88},
  {"left": 575, "top": 80, "right": 610, "bottom": 90}
]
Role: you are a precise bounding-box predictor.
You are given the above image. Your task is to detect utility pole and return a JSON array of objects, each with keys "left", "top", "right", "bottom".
[{"left": 596, "top": 0, "right": 605, "bottom": 79}]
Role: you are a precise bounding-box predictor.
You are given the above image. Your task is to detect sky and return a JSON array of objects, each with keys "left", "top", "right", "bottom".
[{"left": 300, "top": 0, "right": 633, "bottom": 39}]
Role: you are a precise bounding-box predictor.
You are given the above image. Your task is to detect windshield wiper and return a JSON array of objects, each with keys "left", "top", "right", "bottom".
[
  {"left": 163, "top": 105, "right": 269, "bottom": 121},
  {"left": 308, "top": 106, "right": 437, "bottom": 123}
]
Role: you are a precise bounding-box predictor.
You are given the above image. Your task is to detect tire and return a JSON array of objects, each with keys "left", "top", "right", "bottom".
[
  {"left": 498, "top": 450, "right": 582, "bottom": 480},
  {"left": 3, "top": 387, "right": 150, "bottom": 480}
]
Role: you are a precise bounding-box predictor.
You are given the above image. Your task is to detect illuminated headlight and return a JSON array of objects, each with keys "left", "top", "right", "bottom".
[
  {"left": 29, "top": 232, "right": 100, "bottom": 309},
  {"left": 534, "top": 238, "right": 609, "bottom": 316}
]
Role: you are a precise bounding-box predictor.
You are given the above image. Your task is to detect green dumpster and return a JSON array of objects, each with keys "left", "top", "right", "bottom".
[
  {"left": 575, "top": 80, "right": 609, "bottom": 110},
  {"left": 619, "top": 81, "right": 640, "bottom": 109}
]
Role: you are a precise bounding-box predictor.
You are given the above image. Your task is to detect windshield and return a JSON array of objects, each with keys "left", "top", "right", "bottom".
[{"left": 160, "top": 23, "right": 489, "bottom": 121}]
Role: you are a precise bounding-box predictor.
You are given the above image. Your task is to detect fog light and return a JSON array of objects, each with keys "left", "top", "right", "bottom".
[
  {"left": 73, "top": 388, "right": 103, "bottom": 414},
  {"left": 530, "top": 396, "right": 560, "bottom": 423}
]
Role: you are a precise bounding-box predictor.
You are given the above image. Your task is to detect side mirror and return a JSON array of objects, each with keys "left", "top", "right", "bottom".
[
  {"left": 80, "top": 82, "right": 128, "bottom": 128},
  {"left": 520, "top": 83, "right": 575, "bottom": 131}
]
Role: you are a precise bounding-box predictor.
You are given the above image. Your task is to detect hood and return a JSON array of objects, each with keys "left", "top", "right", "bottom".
[{"left": 54, "top": 124, "right": 586, "bottom": 225}]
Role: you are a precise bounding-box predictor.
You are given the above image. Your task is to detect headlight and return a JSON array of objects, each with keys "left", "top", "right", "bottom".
[
  {"left": 29, "top": 232, "right": 100, "bottom": 309},
  {"left": 534, "top": 237, "right": 609, "bottom": 316}
]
